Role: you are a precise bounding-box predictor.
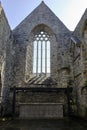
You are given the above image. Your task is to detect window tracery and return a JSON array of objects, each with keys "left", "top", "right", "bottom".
[{"left": 33, "top": 31, "right": 50, "bottom": 76}]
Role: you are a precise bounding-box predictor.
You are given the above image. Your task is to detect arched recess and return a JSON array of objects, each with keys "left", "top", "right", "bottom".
[{"left": 25, "top": 24, "right": 58, "bottom": 82}]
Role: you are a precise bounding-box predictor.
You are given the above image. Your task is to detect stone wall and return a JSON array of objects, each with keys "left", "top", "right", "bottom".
[
  {"left": 71, "top": 9, "right": 87, "bottom": 118},
  {"left": 0, "top": 4, "right": 14, "bottom": 115},
  {"left": 11, "top": 2, "right": 72, "bottom": 117},
  {"left": 25, "top": 42, "right": 33, "bottom": 80},
  {"left": 0, "top": 1, "right": 87, "bottom": 118},
  {"left": 13, "top": 2, "right": 71, "bottom": 88}
]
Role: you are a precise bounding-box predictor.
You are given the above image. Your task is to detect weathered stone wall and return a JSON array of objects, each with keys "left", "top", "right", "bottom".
[
  {"left": 11, "top": 2, "right": 72, "bottom": 117},
  {"left": 25, "top": 42, "right": 33, "bottom": 80},
  {"left": 0, "top": 2, "right": 72, "bottom": 116},
  {"left": 13, "top": 2, "right": 71, "bottom": 88},
  {"left": 0, "top": 1, "right": 87, "bottom": 118},
  {"left": 71, "top": 9, "right": 87, "bottom": 118},
  {"left": 0, "top": 4, "right": 14, "bottom": 115}
]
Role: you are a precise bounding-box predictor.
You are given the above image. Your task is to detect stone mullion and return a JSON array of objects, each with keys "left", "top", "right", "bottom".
[
  {"left": 41, "top": 41, "right": 43, "bottom": 74},
  {"left": 36, "top": 42, "right": 38, "bottom": 76},
  {"left": 45, "top": 41, "right": 47, "bottom": 76}
]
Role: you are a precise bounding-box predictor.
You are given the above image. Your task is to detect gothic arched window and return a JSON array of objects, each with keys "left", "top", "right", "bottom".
[{"left": 33, "top": 31, "right": 50, "bottom": 76}]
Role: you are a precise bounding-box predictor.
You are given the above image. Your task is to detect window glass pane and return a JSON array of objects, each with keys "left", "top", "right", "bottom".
[
  {"left": 34, "top": 41, "right": 37, "bottom": 50},
  {"left": 33, "top": 65, "right": 36, "bottom": 73},
  {"left": 42, "top": 58, "right": 45, "bottom": 72},
  {"left": 38, "top": 55, "right": 41, "bottom": 73},
  {"left": 33, "top": 55, "right": 36, "bottom": 73},
  {"left": 47, "top": 50, "right": 50, "bottom": 59},
  {"left": 47, "top": 58, "right": 50, "bottom": 68},
  {"left": 47, "top": 41, "right": 50, "bottom": 50},
  {"left": 38, "top": 42, "right": 41, "bottom": 60},
  {"left": 43, "top": 48, "right": 45, "bottom": 59},
  {"left": 42, "top": 67, "right": 45, "bottom": 73},
  {"left": 38, "top": 41, "right": 41, "bottom": 50},
  {"left": 42, "top": 41, "right": 45, "bottom": 50},
  {"left": 47, "top": 67, "right": 50, "bottom": 73}
]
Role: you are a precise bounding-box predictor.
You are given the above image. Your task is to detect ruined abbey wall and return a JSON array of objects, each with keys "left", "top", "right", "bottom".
[
  {"left": 0, "top": 2, "right": 87, "bottom": 118},
  {"left": 0, "top": 5, "right": 14, "bottom": 115},
  {"left": 13, "top": 2, "right": 71, "bottom": 88}
]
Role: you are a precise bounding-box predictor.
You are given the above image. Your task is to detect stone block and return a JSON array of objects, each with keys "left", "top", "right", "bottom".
[{"left": 19, "top": 103, "right": 63, "bottom": 119}]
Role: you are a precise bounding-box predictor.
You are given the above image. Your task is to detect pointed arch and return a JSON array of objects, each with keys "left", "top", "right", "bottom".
[
  {"left": 33, "top": 30, "right": 50, "bottom": 76},
  {"left": 25, "top": 24, "right": 58, "bottom": 81}
]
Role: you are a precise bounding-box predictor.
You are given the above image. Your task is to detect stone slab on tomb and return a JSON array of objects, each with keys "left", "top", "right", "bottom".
[{"left": 19, "top": 103, "right": 63, "bottom": 119}]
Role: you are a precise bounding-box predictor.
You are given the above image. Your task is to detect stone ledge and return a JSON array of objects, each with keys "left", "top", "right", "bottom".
[{"left": 19, "top": 103, "right": 63, "bottom": 105}]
